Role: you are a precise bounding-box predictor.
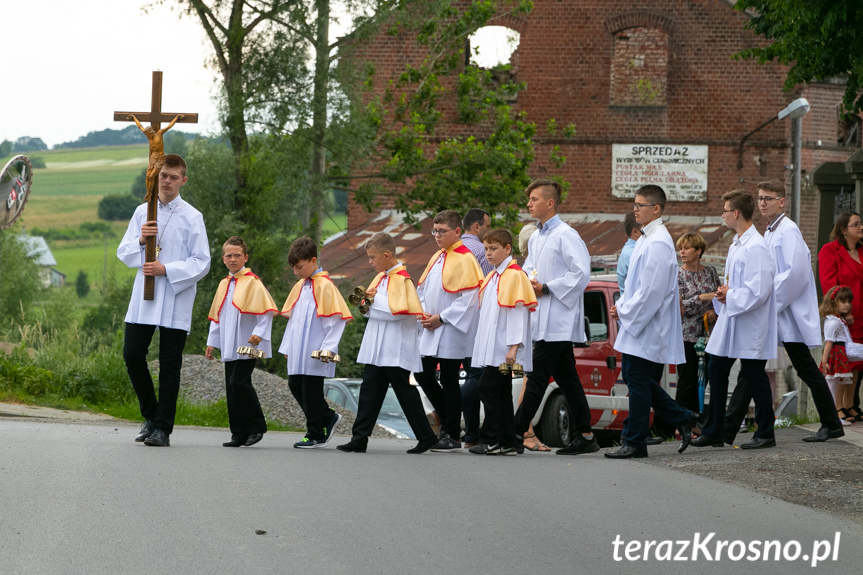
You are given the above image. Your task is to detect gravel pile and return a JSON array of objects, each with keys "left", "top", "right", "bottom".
[{"left": 149, "top": 354, "right": 397, "bottom": 439}]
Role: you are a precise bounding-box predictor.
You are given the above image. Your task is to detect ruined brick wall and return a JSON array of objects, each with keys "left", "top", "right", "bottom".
[{"left": 347, "top": 0, "right": 860, "bottom": 253}]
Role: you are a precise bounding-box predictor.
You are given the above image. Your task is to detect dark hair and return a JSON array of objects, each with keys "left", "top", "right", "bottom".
[
  {"left": 288, "top": 237, "right": 317, "bottom": 266},
  {"left": 433, "top": 210, "right": 462, "bottom": 230},
  {"left": 483, "top": 229, "right": 514, "bottom": 249},
  {"left": 365, "top": 232, "right": 396, "bottom": 255},
  {"left": 829, "top": 212, "right": 863, "bottom": 249},
  {"left": 635, "top": 184, "right": 667, "bottom": 211},
  {"left": 757, "top": 179, "right": 786, "bottom": 198},
  {"left": 222, "top": 236, "right": 247, "bottom": 255},
  {"left": 525, "top": 179, "right": 562, "bottom": 209},
  {"left": 623, "top": 211, "right": 639, "bottom": 237},
  {"left": 820, "top": 285, "right": 854, "bottom": 317},
  {"left": 463, "top": 208, "right": 489, "bottom": 231},
  {"left": 722, "top": 189, "right": 755, "bottom": 221},
  {"left": 163, "top": 154, "right": 187, "bottom": 177}
]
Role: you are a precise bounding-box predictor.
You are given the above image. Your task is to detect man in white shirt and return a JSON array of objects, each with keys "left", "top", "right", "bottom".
[
  {"left": 692, "top": 190, "right": 777, "bottom": 450},
  {"left": 607, "top": 185, "right": 695, "bottom": 458},
  {"left": 118, "top": 154, "right": 211, "bottom": 447},
  {"left": 723, "top": 180, "right": 844, "bottom": 443},
  {"left": 518, "top": 179, "right": 599, "bottom": 456}
]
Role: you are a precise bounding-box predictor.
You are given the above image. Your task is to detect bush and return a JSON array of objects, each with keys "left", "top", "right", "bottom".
[
  {"left": 98, "top": 194, "right": 142, "bottom": 221},
  {"left": 75, "top": 271, "right": 90, "bottom": 298},
  {"left": 29, "top": 156, "right": 47, "bottom": 169}
]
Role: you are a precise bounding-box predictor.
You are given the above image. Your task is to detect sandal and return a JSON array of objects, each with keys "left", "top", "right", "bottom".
[
  {"left": 523, "top": 433, "right": 551, "bottom": 452},
  {"left": 847, "top": 407, "right": 863, "bottom": 423},
  {"left": 838, "top": 408, "right": 854, "bottom": 425}
]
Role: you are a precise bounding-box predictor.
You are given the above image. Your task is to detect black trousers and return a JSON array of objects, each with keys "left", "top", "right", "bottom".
[
  {"left": 675, "top": 341, "right": 705, "bottom": 414},
  {"left": 724, "top": 341, "right": 843, "bottom": 440},
  {"left": 414, "top": 356, "right": 463, "bottom": 439},
  {"left": 461, "top": 358, "right": 483, "bottom": 443},
  {"left": 288, "top": 374, "right": 335, "bottom": 440},
  {"left": 478, "top": 366, "right": 517, "bottom": 448},
  {"left": 515, "top": 340, "right": 592, "bottom": 436},
  {"left": 224, "top": 359, "right": 267, "bottom": 438},
  {"left": 352, "top": 364, "right": 435, "bottom": 442},
  {"left": 703, "top": 356, "right": 774, "bottom": 440},
  {"left": 123, "top": 323, "right": 186, "bottom": 435},
  {"left": 621, "top": 354, "right": 693, "bottom": 448}
]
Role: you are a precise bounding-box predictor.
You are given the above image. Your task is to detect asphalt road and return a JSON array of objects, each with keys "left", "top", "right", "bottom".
[{"left": 1, "top": 419, "right": 861, "bottom": 575}]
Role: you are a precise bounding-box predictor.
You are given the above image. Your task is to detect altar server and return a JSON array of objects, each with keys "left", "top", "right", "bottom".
[
  {"left": 692, "top": 189, "right": 778, "bottom": 450},
  {"left": 280, "top": 237, "right": 353, "bottom": 449},
  {"left": 468, "top": 229, "right": 537, "bottom": 455},
  {"left": 337, "top": 232, "right": 439, "bottom": 454},
  {"left": 118, "top": 154, "right": 211, "bottom": 447},
  {"left": 415, "top": 210, "right": 484, "bottom": 451},
  {"left": 606, "top": 185, "right": 695, "bottom": 459},
  {"left": 518, "top": 179, "right": 599, "bottom": 456},
  {"left": 205, "top": 236, "right": 277, "bottom": 447},
  {"left": 723, "top": 180, "right": 844, "bottom": 444}
]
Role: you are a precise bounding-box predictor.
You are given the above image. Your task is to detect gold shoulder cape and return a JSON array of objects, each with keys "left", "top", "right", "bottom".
[
  {"left": 479, "top": 262, "right": 538, "bottom": 310},
  {"left": 370, "top": 265, "right": 425, "bottom": 317},
  {"left": 417, "top": 240, "right": 484, "bottom": 293},
  {"left": 280, "top": 271, "right": 353, "bottom": 321},
  {"left": 208, "top": 270, "right": 278, "bottom": 322}
]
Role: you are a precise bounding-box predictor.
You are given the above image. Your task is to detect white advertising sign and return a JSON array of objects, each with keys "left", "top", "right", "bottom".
[{"left": 612, "top": 144, "right": 708, "bottom": 202}]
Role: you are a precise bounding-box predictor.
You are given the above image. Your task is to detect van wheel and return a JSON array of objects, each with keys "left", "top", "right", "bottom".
[{"left": 538, "top": 393, "right": 572, "bottom": 448}]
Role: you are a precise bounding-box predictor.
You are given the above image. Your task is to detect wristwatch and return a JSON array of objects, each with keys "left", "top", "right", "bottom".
[{"left": 541, "top": 284, "right": 550, "bottom": 295}]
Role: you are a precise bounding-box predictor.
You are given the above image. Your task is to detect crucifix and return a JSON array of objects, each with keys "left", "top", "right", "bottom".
[{"left": 114, "top": 71, "right": 198, "bottom": 300}]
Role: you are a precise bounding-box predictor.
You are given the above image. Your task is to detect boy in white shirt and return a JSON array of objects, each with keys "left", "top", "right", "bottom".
[
  {"left": 469, "top": 229, "right": 537, "bottom": 455},
  {"left": 692, "top": 190, "right": 778, "bottom": 450},
  {"left": 280, "top": 237, "right": 353, "bottom": 449},
  {"left": 205, "top": 236, "right": 278, "bottom": 447},
  {"left": 338, "top": 233, "right": 439, "bottom": 454}
]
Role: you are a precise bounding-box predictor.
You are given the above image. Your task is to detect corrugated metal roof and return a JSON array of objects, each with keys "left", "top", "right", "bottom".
[
  {"left": 323, "top": 211, "right": 733, "bottom": 285},
  {"left": 20, "top": 235, "right": 58, "bottom": 267}
]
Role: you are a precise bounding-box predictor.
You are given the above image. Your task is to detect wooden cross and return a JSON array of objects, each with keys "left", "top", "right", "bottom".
[{"left": 114, "top": 71, "right": 198, "bottom": 300}]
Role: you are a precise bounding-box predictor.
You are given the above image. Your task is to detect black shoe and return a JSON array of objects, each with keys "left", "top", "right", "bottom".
[
  {"left": 223, "top": 435, "right": 247, "bottom": 447},
  {"left": 135, "top": 420, "right": 154, "bottom": 442},
  {"left": 801, "top": 427, "right": 845, "bottom": 443},
  {"left": 604, "top": 445, "right": 648, "bottom": 459},
  {"left": 677, "top": 412, "right": 698, "bottom": 454},
  {"left": 245, "top": 433, "right": 264, "bottom": 447},
  {"left": 645, "top": 436, "right": 664, "bottom": 446},
  {"left": 690, "top": 434, "right": 724, "bottom": 447},
  {"left": 321, "top": 413, "right": 342, "bottom": 446},
  {"left": 407, "top": 436, "right": 439, "bottom": 454},
  {"left": 556, "top": 434, "right": 600, "bottom": 455},
  {"left": 337, "top": 439, "right": 368, "bottom": 453},
  {"left": 294, "top": 437, "right": 324, "bottom": 449},
  {"left": 144, "top": 429, "right": 170, "bottom": 447},
  {"left": 468, "top": 443, "right": 496, "bottom": 455},
  {"left": 430, "top": 434, "right": 462, "bottom": 452},
  {"left": 739, "top": 437, "right": 776, "bottom": 450}
]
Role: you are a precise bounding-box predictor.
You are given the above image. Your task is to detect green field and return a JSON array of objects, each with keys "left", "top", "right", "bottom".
[
  {"left": 3, "top": 144, "right": 149, "bottom": 165},
  {"left": 33, "top": 165, "right": 145, "bottom": 197}
]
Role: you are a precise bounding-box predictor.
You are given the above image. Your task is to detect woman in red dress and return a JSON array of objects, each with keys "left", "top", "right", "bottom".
[{"left": 818, "top": 211, "right": 863, "bottom": 422}]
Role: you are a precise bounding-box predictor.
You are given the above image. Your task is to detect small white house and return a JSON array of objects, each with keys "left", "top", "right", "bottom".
[{"left": 21, "top": 236, "right": 65, "bottom": 288}]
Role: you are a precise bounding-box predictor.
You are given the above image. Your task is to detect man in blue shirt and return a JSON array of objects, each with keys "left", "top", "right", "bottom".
[{"left": 617, "top": 211, "right": 640, "bottom": 295}]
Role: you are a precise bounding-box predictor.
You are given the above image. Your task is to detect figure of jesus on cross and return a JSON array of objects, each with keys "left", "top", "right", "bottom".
[{"left": 114, "top": 71, "right": 197, "bottom": 299}]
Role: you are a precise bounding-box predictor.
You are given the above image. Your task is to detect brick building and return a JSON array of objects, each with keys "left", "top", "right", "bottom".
[{"left": 345, "top": 0, "right": 860, "bottom": 263}]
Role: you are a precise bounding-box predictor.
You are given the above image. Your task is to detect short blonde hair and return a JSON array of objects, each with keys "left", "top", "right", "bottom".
[
  {"left": 676, "top": 232, "right": 707, "bottom": 258},
  {"left": 365, "top": 232, "right": 396, "bottom": 255},
  {"left": 518, "top": 224, "right": 537, "bottom": 255}
]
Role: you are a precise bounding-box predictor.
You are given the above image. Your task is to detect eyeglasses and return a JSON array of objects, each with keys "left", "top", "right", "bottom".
[
  {"left": 848, "top": 221, "right": 863, "bottom": 228},
  {"left": 757, "top": 196, "right": 780, "bottom": 203},
  {"left": 721, "top": 208, "right": 738, "bottom": 215},
  {"left": 633, "top": 202, "right": 657, "bottom": 210},
  {"left": 430, "top": 228, "right": 453, "bottom": 237}
]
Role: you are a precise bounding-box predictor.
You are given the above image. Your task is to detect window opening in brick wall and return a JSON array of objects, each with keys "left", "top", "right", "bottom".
[
  {"left": 610, "top": 27, "right": 668, "bottom": 107},
  {"left": 467, "top": 26, "right": 520, "bottom": 69},
  {"left": 838, "top": 107, "right": 862, "bottom": 147}
]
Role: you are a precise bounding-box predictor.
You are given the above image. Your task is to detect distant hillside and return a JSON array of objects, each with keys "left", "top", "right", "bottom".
[{"left": 55, "top": 126, "right": 196, "bottom": 149}]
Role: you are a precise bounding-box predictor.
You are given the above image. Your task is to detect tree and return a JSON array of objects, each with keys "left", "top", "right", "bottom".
[
  {"left": 98, "top": 194, "right": 141, "bottom": 221},
  {"left": 75, "top": 271, "right": 90, "bottom": 299},
  {"left": 735, "top": 0, "right": 863, "bottom": 113},
  {"left": 0, "top": 140, "right": 11, "bottom": 157},
  {"left": 12, "top": 137, "right": 48, "bottom": 153},
  {"left": 0, "top": 232, "right": 44, "bottom": 326}
]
